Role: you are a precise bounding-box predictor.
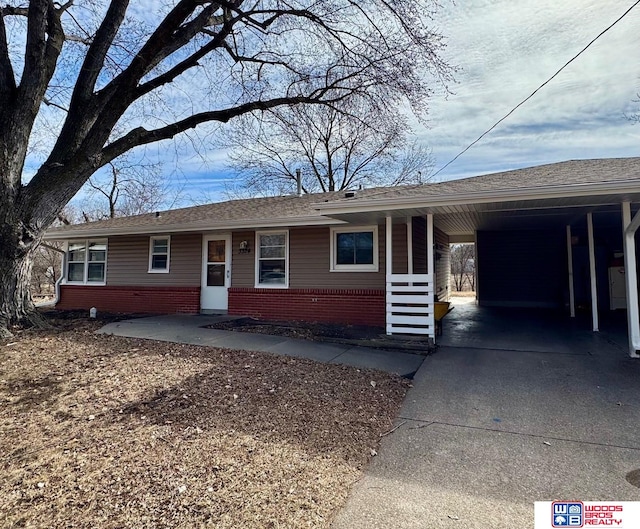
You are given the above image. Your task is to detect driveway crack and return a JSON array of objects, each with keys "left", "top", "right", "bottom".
[{"left": 397, "top": 416, "right": 640, "bottom": 451}]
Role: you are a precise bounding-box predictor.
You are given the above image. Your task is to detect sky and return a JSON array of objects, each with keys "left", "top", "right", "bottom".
[
  {"left": 62, "top": 0, "right": 640, "bottom": 206},
  {"left": 423, "top": 0, "right": 640, "bottom": 181}
]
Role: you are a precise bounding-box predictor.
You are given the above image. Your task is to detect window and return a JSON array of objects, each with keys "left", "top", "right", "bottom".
[
  {"left": 255, "top": 231, "right": 288, "bottom": 287},
  {"left": 330, "top": 226, "right": 379, "bottom": 272},
  {"left": 149, "top": 236, "right": 170, "bottom": 273},
  {"left": 66, "top": 240, "right": 107, "bottom": 284}
]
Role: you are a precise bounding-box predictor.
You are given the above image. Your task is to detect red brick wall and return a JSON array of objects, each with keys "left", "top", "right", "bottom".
[
  {"left": 228, "top": 288, "right": 385, "bottom": 327},
  {"left": 57, "top": 285, "right": 200, "bottom": 314}
]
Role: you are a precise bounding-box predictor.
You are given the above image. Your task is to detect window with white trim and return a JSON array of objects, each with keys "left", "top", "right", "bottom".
[
  {"left": 255, "top": 231, "right": 288, "bottom": 287},
  {"left": 66, "top": 240, "right": 107, "bottom": 284},
  {"left": 330, "top": 226, "right": 379, "bottom": 272},
  {"left": 148, "top": 236, "right": 170, "bottom": 273}
]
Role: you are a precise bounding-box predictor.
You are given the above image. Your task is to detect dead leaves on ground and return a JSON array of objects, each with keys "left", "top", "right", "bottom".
[{"left": 0, "top": 329, "right": 407, "bottom": 528}]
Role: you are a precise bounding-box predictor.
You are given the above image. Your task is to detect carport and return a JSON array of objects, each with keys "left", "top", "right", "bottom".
[{"left": 316, "top": 158, "right": 640, "bottom": 355}]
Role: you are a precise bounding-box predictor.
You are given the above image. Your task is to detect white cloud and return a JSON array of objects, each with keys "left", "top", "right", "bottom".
[{"left": 421, "top": 0, "right": 640, "bottom": 179}]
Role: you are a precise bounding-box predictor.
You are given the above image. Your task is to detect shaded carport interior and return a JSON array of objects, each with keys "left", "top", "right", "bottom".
[{"left": 434, "top": 196, "right": 640, "bottom": 334}]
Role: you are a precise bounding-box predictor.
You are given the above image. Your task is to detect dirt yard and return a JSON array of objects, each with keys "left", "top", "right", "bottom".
[{"left": 0, "top": 319, "right": 408, "bottom": 528}]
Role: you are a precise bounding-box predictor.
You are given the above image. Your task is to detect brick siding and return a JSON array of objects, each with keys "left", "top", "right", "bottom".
[
  {"left": 228, "top": 288, "right": 385, "bottom": 326},
  {"left": 57, "top": 285, "right": 200, "bottom": 314}
]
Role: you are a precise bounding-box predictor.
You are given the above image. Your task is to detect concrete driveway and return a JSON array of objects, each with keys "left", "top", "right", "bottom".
[{"left": 332, "top": 299, "right": 640, "bottom": 528}]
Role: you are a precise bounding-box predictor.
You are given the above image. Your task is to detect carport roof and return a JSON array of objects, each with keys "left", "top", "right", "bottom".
[
  {"left": 45, "top": 157, "right": 640, "bottom": 240},
  {"left": 317, "top": 157, "right": 640, "bottom": 212},
  {"left": 316, "top": 157, "right": 640, "bottom": 237}
]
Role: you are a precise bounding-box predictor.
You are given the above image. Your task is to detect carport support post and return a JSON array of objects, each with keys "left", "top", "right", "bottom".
[
  {"left": 566, "top": 225, "right": 575, "bottom": 318},
  {"left": 622, "top": 202, "right": 640, "bottom": 357},
  {"left": 587, "top": 213, "right": 599, "bottom": 332}
]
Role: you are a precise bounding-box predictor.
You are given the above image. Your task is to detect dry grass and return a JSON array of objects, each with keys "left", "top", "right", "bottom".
[{"left": 0, "top": 325, "right": 408, "bottom": 528}]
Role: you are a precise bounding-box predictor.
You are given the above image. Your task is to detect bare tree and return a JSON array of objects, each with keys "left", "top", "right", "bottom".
[
  {"left": 225, "top": 99, "right": 435, "bottom": 196},
  {"left": 81, "top": 156, "right": 179, "bottom": 220},
  {"left": 450, "top": 244, "right": 475, "bottom": 292},
  {"left": 30, "top": 242, "right": 63, "bottom": 300},
  {"left": 628, "top": 93, "right": 640, "bottom": 124},
  {"left": 0, "top": 0, "right": 452, "bottom": 336}
]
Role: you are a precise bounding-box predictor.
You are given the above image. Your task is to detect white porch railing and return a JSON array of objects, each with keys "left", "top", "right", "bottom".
[{"left": 385, "top": 273, "right": 435, "bottom": 337}]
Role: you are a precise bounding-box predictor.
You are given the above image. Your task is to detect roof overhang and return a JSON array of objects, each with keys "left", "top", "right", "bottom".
[
  {"left": 314, "top": 180, "right": 640, "bottom": 237},
  {"left": 43, "top": 215, "right": 346, "bottom": 241},
  {"left": 314, "top": 179, "right": 640, "bottom": 218}
]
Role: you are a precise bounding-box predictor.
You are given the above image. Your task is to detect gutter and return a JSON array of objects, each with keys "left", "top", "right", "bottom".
[
  {"left": 34, "top": 244, "right": 66, "bottom": 308},
  {"left": 43, "top": 215, "right": 345, "bottom": 241},
  {"left": 314, "top": 179, "right": 640, "bottom": 215}
]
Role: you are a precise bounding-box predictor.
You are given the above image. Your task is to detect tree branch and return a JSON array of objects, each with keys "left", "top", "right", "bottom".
[
  {"left": 0, "top": 7, "right": 16, "bottom": 99},
  {"left": 101, "top": 95, "right": 326, "bottom": 164},
  {"left": 69, "top": 0, "right": 128, "bottom": 104},
  {"left": 1, "top": 6, "right": 29, "bottom": 17}
]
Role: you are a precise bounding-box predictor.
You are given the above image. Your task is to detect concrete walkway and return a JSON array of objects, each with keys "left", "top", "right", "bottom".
[
  {"left": 97, "top": 315, "right": 425, "bottom": 377},
  {"left": 332, "top": 301, "right": 640, "bottom": 528}
]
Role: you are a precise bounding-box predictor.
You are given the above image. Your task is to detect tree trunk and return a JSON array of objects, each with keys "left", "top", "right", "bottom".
[
  {"left": 0, "top": 247, "right": 45, "bottom": 338},
  {"left": 0, "top": 198, "right": 49, "bottom": 338}
]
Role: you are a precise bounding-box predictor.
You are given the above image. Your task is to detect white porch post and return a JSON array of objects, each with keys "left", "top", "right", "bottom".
[
  {"left": 386, "top": 216, "right": 393, "bottom": 335},
  {"left": 566, "top": 225, "right": 575, "bottom": 318},
  {"left": 622, "top": 201, "right": 640, "bottom": 357},
  {"left": 386, "top": 216, "right": 393, "bottom": 277},
  {"left": 406, "top": 217, "right": 413, "bottom": 275},
  {"left": 426, "top": 213, "right": 434, "bottom": 275},
  {"left": 587, "top": 212, "right": 599, "bottom": 332}
]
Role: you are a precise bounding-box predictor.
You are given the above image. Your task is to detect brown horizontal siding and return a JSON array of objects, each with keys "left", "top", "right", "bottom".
[
  {"left": 290, "top": 223, "right": 408, "bottom": 288},
  {"left": 232, "top": 224, "right": 408, "bottom": 290},
  {"left": 412, "top": 216, "right": 427, "bottom": 274},
  {"left": 435, "top": 227, "right": 450, "bottom": 301},
  {"left": 231, "top": 231, "right": 255, "bottom": 287},
  {"left": 106, "top": 233, "right": 201, "bottom": 286},
  {"left": 391, "top": 223, "right": 408, "bottom": 275},
  {"left": 289, "top": 226, "right": 388, "bottom": 289}
]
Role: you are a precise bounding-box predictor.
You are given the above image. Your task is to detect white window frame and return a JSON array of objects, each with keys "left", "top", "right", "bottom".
[
  {"left": 330, "top": 225, "right": 379, "bottom": 272},
  {"left": 255, "top": 230, "right": 289, "bottom": 288},
  {"left": 65, "top": 239, "right": 108, "bottom": 285},
  {"left": 148, "top": 235, "right": 171, "bottom": 273}
]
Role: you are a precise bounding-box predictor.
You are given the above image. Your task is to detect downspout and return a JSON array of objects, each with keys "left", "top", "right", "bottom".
[
  {"left": 622, "top": 202, "right": 640, "bottom": 358},
  {"left": 35, "top": 244, "right": 66, "bottom": 308}
]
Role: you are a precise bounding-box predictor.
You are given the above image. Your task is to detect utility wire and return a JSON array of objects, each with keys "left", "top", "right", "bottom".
[{"left": 432, "top": 0, "right": 640, "bottom": 178}]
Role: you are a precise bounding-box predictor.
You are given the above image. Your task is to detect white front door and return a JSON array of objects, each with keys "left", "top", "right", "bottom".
[{"left": 201, "top": 234, "right": 231, "bottom": 311}]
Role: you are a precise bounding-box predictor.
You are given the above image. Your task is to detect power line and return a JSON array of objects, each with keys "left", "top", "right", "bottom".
[{"left": 433, "top": 0, "right": 640, "bottom": 178}]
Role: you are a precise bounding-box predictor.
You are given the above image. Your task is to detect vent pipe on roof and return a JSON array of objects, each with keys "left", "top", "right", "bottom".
[
  {"left": 296, "top": 168, "right": 302, "bottom": 196},
  {"left": 155, "top": 211, "right": 161, "bottom": 218}
]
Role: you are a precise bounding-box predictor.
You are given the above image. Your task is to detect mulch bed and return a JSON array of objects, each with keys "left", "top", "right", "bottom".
[
  {"left": 207, "top": 317, "right": 385, "bottom": 342},
  {"left": 0, "top": 315, "right": 408, "bottom": 528},
  {"left": 207, "top": 317, "right": 435, "bottom": 354}
]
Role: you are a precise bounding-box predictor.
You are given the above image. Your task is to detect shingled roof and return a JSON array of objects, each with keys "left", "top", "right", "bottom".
[
  {"left": 45, "top": 157, "right": 640, "bottom": 239},
  {"left": 320, "top": 157, "right": 640, "bottom": 206},
  {"left": 44, "top": 188, "right": 384, "bottom": 238}
]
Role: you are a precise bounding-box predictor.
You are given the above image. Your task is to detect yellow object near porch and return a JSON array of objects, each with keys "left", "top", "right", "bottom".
[
  {"left": 434, "top": 301, "right": 451, "bottom": 321},
  {"left": 434, "top": 301, "right": 453, "bottom": 336}
]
